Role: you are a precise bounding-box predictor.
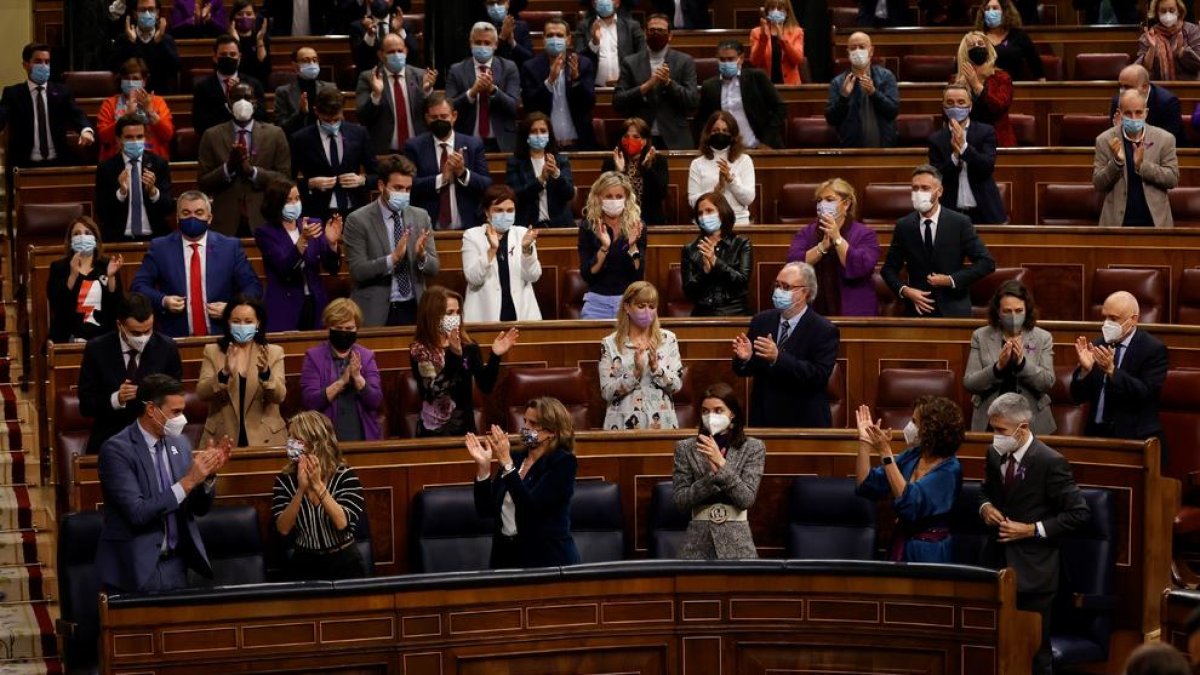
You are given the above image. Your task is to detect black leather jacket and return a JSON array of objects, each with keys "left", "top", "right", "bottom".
[{"left": 681, "top": 234, "right": 753, "bottom": 316}]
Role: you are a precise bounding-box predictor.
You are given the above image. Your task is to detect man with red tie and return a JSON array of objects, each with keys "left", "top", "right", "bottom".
[
  {"left": 132, "top": 191, "right": 263, "bottom": 338},
  {"left": 446, "top": 22, "right": 522, "bottom": 152},
  {"left": 356, "top": 33, "right": 435, "bottom": 156},
  {"left": 403, "top": 94, "right": 492, "bottom": 230}
]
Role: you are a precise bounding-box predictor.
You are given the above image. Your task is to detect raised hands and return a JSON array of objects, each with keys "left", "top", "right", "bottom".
[
  {"left": 731, "top": 333, "right": 752, "bottom": 361},
  {"left": 751, "top": 334, "right": 779, "bottom": 363},
  {"left": 491, "top": 327, "right": 520, "bottom": 356},
  {"left": 487, "top": 424, "right": 512, "bottom": 465},
  {"left": 465, "top": 432, "right": 494, "bottom": 473},
  {"left": 1074, "top": 336, "right": 1096, "bottom": 372},
  {"left": 695, "top": 433, "right": 725, "bottom": 474}
]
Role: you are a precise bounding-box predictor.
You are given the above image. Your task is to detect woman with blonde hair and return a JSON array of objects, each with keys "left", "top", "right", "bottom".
[
  {"left": 576, "top": 172, "right": 647, "bottom": 319},
  {"left": 1137, "top": 0, "right": 1200, "bottom": 81},
  {"left": 599, "top": 281, "right": 683, "bottom": 430},
  {"left": 47, "top": 216, "right": 124, "bottom": 344},
  {"left": 785, "top": 178, "right": 880, "bottom": 316},
  {"left": 300, "top": 298, "right": 384, "bottom": 441},
  {"left": 467, "top": 397, "right": 581, "bottom": 568},
  {"left": 272, "top": 411, "right": 367, "bottom": 580},
  {"left": 749, "top": 0, "right": 805, "bottom": 84},
  {"left": 956, "top": 31, "right": 1016, "bottom": 147}
]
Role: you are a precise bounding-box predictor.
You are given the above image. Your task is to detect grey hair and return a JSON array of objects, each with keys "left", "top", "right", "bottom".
[
  {"left": 782, "top": 261, "right": 819, "bottom": 302},
  {"left": 176, "top": 190, "right": 212, "bottom": 213},
  {"left": 987, "top": 392, "right": 1033, "bottom": 424},
  {"left": 471, "top": 21, "right": 498, "bottom": 39}
]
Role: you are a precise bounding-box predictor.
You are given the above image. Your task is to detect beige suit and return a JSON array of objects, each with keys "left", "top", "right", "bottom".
[
  {"left": 1092, "top": 124, "right": 1178, "bottom": 227},
  {"left": 196, "top": 342, "right": 287, "bottom": 447},
  {"left": 197, "top": 121, "right": 292, "bottom": 236}
]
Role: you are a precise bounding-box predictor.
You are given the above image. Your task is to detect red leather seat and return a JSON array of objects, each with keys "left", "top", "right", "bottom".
[
  {"left": 873, "top": 271, "right": 904, "bottom": 317},
  {"left": 504, "top": 367, "right": 591, "bottom": 431},
  {"left": 267, "top": 71, "right": 295, "bottom": 91},
  {"left": 901, "top": 55, "right": 955, "bottom": 82},
  {"left": 1056, "top": 114, "right": 1110, "bottom": 147},
  {"left": 874, "top": 369, "right": 957, "bottom": 429},
  {"left": 1038, "top": 183, "right": 1104, "bottom": 226},
  {"left": 172, "top": 127, "right": 199, "bottom": 162},
  {"left": 860, "top": 184, "right": 912, "bottom": 224},
  {"left": 664, "top": 265, "right": 693, "bottom": 318},
  {"left": 1049, "top": 364, "right": 1089, "bottom": 436},
  {"left": 1074, "top": 53, "right": 1130, "bottom": 80},
  {"left": 829, "top": 5, "right": 858, "bottom": 26},
  {"left": 54, "top": 392, "right": 88, "bottom": 489},
  {"left": 591, "top": 118, "right": 609, "bottom": 150},
  {"left": 895, "top": 114, "right": 939, "bottom": 147},
  {"left": 1177, "top": 269, "right": 1200, "bottom": 324},
  {"left": 1170, "top": 187, "right": 1200, "bottom": 228},
  {"left": 63, "top": 71, "right": 117, "bottom": 98},
  {"left": 774, "top": 183, "right": 820, "bottom": 224},
  {"left": 693, "top": 58, "right": 718, "bottom": 84},
  {"left": 970, "top": 267, "right": 1029, "bottom": 318},
  {"left": 1041, "top": 54, "right": 1064, "bottom": 80},
  {"left": 1009, "top": 114, "right": 1037, "bottom": 146},
  {"left": 787, "top": 116, "right": 837, "bottom": 148},
  {"left": 1161, "top": 369, "right": 1200, "bottom": 581},
  {"left": 1089, "top": 268, "right": 1168, "bottom": 324},
  {"left": 827, "top": 360, "right": 848, "bottom": 428},
  {"left": 562, "top": 269, "right": 587, "bottom": 319},
  {"left": 19, "top": 203, "right": 85, "bottom": 283}
]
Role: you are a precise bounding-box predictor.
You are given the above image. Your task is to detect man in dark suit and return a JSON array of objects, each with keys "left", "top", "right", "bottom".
[
  {"left": 650, "top": 0, "right": 713, "bottom": 28},
  {"left": 191, "top": 35, "right": 266, "bottom": 137},
  {"left": 291, "top": 89, "right": 378, "bottom": 221},
  {"left": 274, "top": 46, "right": 340, "bottom": 137},
  {"left": 574, "top": 0, "right": 646, "bottom": 87},
  {"left": 446, "top": 22, "right": 522, "bottom": 152},
  {"left": 979, "top": 393, "right": 1090, "bottom": 675},
  {"left": 0, "top": 43, "right": 95, "bottom": 183},
  {"left": 262, "top": 0, "right": 337, "bottom": 35},
  {"left": 1070, "top": 290, "right": 1169, "bottom": 448},
  {"left": 614, "top": 14, "right": 699, "bottom": 150},
  {"left": 95, "top": 374, "right": 232, "bottom": 593},
  {"left": 131, "top": 190, "right": 264, "bottom": 338},
  {"left": 356, "top": 33, "right": 434, "bottom": 155},
  {"left": 1110, "top": 65, "right": 1185, "bottom": 148},
  {"left": 485, "top": 0, "right": 535, "bottom": 65},
  {"left": 403, "top": 93, "right": 493, "bottom": 230},
  {"left": 78, "top": 293, "right": 183, "bottom": 455},
  {"left": 697, "top": 40, "right": 786, "bottom": 149},
  {"left": 928, "top": 84, "right": 1007, "bottom": 225},
  {"left": 520, "top": 16, "right": 596, "bottom": 150},
  {"left": 732, "top": 262, "right": 839, "bottom": 428},
  {"left": 95, "top": 114, "right": 174, "bottom": 242},
  {"left": 110, "top": 0, "right": 181, "bottom": 93},
  {"left": 349, "top": 2, "right": 421, "bottom": 72},
  {"left": 881, "top": 164, "right": 996, "bottom": 317}
]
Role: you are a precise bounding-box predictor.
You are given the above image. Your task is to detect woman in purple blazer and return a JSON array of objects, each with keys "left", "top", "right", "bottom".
[
  {"left": 786, "top": 178, "right": 880, "bottom": 317},
  {"left": 254, "top": 179, "right": 343, "bottom": 333},
  {"left": 300, "top": 298, "right": 384, "bottom": 442}
]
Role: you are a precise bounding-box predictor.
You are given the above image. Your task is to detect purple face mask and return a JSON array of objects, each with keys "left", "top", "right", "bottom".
[
  {"left": 629, "top": 308, "right": 656, "bottom": 328},
  {"left": 235, "top": 16, "right": 256, "bottom": 33}
]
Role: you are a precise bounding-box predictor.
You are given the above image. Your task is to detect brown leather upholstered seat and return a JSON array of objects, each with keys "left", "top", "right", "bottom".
[
  {"left": 1074, "top": 53, "right": 1130, "bottom": 80},
  {"left": 874, "top": 368, "right": 957, "bottom": 429},
  {"left": 504, "top": 366, "right": 591, "bottom": 431},
  {"left": 970, "top": 267, "right": 1029, "bottom": 319},
  {"left": 1089, "top": 267, "right": 1167, "bottom": 324}
]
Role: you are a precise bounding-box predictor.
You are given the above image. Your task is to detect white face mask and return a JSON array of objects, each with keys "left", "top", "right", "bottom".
[
  {"left": 902, "top": 420, "right": 919, "bottom": 447},
  {"left": 911, "top": 190, "right": 935, "bottom": 214},
  {"left": 152, "top": 405, "right": 188, "bottom": 437},
  {"left": 1101, "top": 318, "right": 1126, "bottom": 344},
  {"left": 124, "top": 332, "right": 151, "bottom": 352},
  {"left": 1160, "top": 10, "right": 1179, "bottom": 26},
  {"left": 441, "top": 313, "right": 462, "bottom": 334},
  {"left": 703, "top": 413, "right": 731, "bottom": 436},
  {"left": 848, "top": 48, "right": 870, "bottom": 69},
  {"left": 231, "top": 98, "right": 255, "bottom": 123},
  {"left": 601, "top": 198, "right": 625, "bottom": 217},
  {"left": 992, "top": 430, "right": 1021, "bottom": 455}
]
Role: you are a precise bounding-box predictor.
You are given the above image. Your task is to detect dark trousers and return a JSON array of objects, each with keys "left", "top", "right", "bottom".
[
  {"left": 143, "top": 555, "right": 188, "bottom": 592},
  {"left": 1018, "top": 591, "right": 1054, "bottom": 675},
  {"left": 386, "top": 299, "right": 417, "bottom": 326},
  {"left": 288, "top": 545, "right": 366, "bottom": 581},
  {"left": 490, "top": 533, "right": 522, "bottom": 569}
]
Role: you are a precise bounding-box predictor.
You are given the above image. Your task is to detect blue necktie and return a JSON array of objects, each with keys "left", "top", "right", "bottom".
[
  {"left": 155, "top": 440, "right": 178, "bottom": 551},
  {"left": 1094, "top": 343, "right": 1126, "bottom": 424},
  {"left": 130, "top": 157, "right": 145, "bottom": 237}
]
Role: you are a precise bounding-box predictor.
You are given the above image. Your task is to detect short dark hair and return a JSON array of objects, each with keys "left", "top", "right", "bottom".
[
  {"left": 987, "top": 279, "right": 1038, "bottom": 331},
  {"left": 214, "top": 34, "right": 239, "bottom": 53},
  {"left": 1123, "top": 644, "right": 1190, "bottom": 675},
  {"left": 698, "top": 382, "right": 746, "bottom": 448},
  {"left": 314, "top": 88, "right": 343, "bottom": 116},
  {"left": 646, "top": 12, "right": 672, "bottom": 26},
  {"left": 115, "top": 113, "right": 146, "bottom": 139},
  {"left": 291, "top": 46, "right": 315, "bottom": 62},
  {"left": 544, "top": 16, "right": 570, "bottom": 32},
  {"left": 692, "top": 191, "right": 736, "bottom": 237},
  {"left": 22, "top": 43, "right": 50, "bottom": 63},
  {"left": 217, "top": 295, "right": 269, "bottom": 350},
  {"left": 232, "top": 0, "right": 255, "bottom": 15},
  {"left": 481, "top": 184, "right": 516, "bottom": 212},
  {"left": 913, "top": 395, "right": 965, "bottom": 459},
  {"left": 140, "top": 373, "right": 184, "bottom": 408},
  {"left": 124, "top": 0, "right": 162, "bottom": 18},
  {"left": 425, "top": 91, "right": 451, "bottom": 115},
  {"left": 260, "top": 178, "right": 297, "bottom": 222},
  {"left": 378, "top": 154, "right": 417, "bottom": 183},
  {"left": 717, "top": 39, "right": 744, "bottom": 54},
  {"left": 912, "top": 163, "right": 942, "bottom": 182},
  {"left": 118, "top": 292, "right": 155, "bottom": 322}
]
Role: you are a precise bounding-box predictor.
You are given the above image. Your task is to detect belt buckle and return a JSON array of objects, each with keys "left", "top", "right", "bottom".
[{"left": 709, "top": 504, "right": 728, "bottom": 524}]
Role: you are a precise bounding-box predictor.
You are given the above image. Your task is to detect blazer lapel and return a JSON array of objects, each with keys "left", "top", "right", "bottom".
[{"left": 131, "top": 425, "right": 158, "bottom": 493}]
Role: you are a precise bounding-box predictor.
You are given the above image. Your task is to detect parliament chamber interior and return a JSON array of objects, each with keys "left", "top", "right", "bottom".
[{"left": 3, "top": 0, "right": 1200, "bottom": 672}]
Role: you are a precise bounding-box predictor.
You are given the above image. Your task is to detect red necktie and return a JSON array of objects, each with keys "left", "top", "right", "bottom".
[
  {"left": 189, "top": 242, "right": 208, "bottom": 336},
  {"left": 1003, "top": 454, "right": 1016, "bottom": 487},
  {"left": 477, "top": 65, "right": 491, "bottom": 138},
  {"left": 438, "top": 142, "right": 452, "bottom": 227},
  {"left": 393, "top": 74, "right": 410, "bottom": 149}
]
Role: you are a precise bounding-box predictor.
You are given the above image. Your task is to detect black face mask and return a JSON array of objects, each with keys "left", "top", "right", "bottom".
[
  {"left": 967, "top": 46, "right": 989, "bottom": 66},
  {"left": 329, "top": 329, "right": 357, "bottom": 352},
  {"left": 216, "top": 56, "right": 239, "bottom": 76},
  {"left": 429, "top": 119, "right": 453, "bottom": 139},
  {"left": 708, "top": 132, "right": 732, "bottom": 151}
]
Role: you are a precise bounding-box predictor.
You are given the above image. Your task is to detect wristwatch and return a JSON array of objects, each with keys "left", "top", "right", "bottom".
[
  {"left": 882, "top": 455, "right": 895, "bottom": 466},
  {"left": 833, "top": 237, "right": 845, "bottom": 247}
]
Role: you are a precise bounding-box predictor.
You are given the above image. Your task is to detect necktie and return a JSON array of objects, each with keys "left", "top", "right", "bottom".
[
  {"left": 238, "top": 129, "right": 250, "bottom": 154},
  {"left": 392, "top": 211, "right": 413, "bottom": 297},
  {"left": 125, "top": 348, "right": 140, "bottom": 381},
  {"left": 778, "top": 318, "right": 791, "bottom": 344},
  {"left": 923, "top": 219, "right": 935, "bottom": 259},
  {"left": 477, "top": 65, "right": 491, "bottom": 138},
  {"left": 1003, "top": 454, "right": 1017, "bottom": 487},
  {"left": 327, "top": 132, "right": 347, "bottom": 212},
  {"left": 189, "top": 242, "right": 208, "bottom": 336},
  {"left": 438, "top": 142, "right": 453, "bottom": 227},
  {"left": 129, "top": 157, "right": 145, "bottom": 237},
  {"left": 155, "top": 440, "right": 179, "bottom": 551},
  {"left": 392, "top": 74, "right": 410, "bottom": 148},
  {"left": 1095, "top": 343, "right": 1126, "bottom": 423},
  {"left": 34, "top": 85, "right": 49, "bottom": 161}
]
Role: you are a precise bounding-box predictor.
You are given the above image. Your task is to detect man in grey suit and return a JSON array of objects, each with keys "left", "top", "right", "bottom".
[
  {"left": 613, "top": 13, "right": 699, "bottom": 150},
  {"left": 446, "top": 22, "right": 522, "bottom": 152},
  {"left": 197, "top": 83, "right": 291, "bottom": 236},
  {"left": 343, "top": 154, "right": 440, "bottom": 326},
  {"left": 1093, "top": 88, "right": 1179, "bottom": 227},
  {"left": 274, "top": 46, "right": 339, "bottom": 137},
  {"left": 356, "top": 32, "right": 436, "bottom": 156}
]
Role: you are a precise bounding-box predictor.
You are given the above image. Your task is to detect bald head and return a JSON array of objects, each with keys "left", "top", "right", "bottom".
[
  {"left": 1119, "top": 64, "right": 1151, "bottom": 93},
  {"left": 1101, "top": 291, "right": 1140, "bottom": 339},
  {"left": 848, "top": 32, "right": 872, "bottom": 49}
]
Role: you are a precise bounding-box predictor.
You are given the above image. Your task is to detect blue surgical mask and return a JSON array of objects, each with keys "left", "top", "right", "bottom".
[
  {"left": 71, "top": 234, "right": 97, "bottom": 254},
  {"left": 230, "top": 323, "right": 258, "bottom": 344},
  {"left": 491, "top": 211, "right": 515, "bottom": 232},
  {"left": 718, "top": 60, "right": 739, "bottom": 79},
  {"left": 385, "top": 52, "right": 406, "bottom": 73},
  {"left": 596, "top": 0, "right": 615, "bottom": 18},
  {"left": 698, "top": 213, "right": 721, "bottom": 233},
  {"left": 179, "top": 216, "right": 208, "bottom": 238},
  {"left": 1122, "top": 116, "right": 1145, "bottom": 135},
  {"left": 772, "top": 287, "right": 795, "bottom": 311},
  {"left": 527, "top": 133, "right": 550, "bottom": 150},
  {"left": 767, "top": 9, "right": 787, "bottom": 23},
  {"left": 944, "top": 105, "right": 971, "bottom": 122},
  {"left": 29, "top": 63, "right": 50, "bottom": 85},
  {"left": 487, "top": 3, "right": 508, "bottom": 22},
  {"left": 545, "top": 36, "right": 567, "bottom": 56},
  {"left": 983, "top": 8, "right": 1003, "bottom": 26},
  {"left": 387, "top": 190, "right": 410, "bottom": 211},
  {"left": 319, "top": 120, "right": 342, "bottom": 136},
  {"left": 123, "top": 139, "right": 145, "bottom": 159},
  {"left": 138, "top": 10, "right": 157, "bottom": 29},
  {"left": 298, "top": 62, "right": 320, "bottom": 80},
  {"left": 472, "top": 45, "right": 494, "bottom": 63},
  {"left": 120, "top": 79, "right": 144, "bottom": 96},
  {"left": 281, "top": 202, "right": 303, "bottom": 222}
]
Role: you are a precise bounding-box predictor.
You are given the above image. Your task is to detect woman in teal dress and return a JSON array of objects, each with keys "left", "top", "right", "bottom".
[{"left": 855, "top": 396, "right": 964, "bottom": 563}]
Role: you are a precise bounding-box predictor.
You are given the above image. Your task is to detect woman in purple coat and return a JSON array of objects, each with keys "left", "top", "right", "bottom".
[
  {"left": 785, "top": 178, "right": 881, "bottom": 317},
  {"left": 254, "top": 179, "right": 343, "bottom": 333},
  {"left": 169, "top": 0, "right": 229, "bottom": 38},
  {"left": 300, "top": 298, "right": 384, "bottom": 441}
]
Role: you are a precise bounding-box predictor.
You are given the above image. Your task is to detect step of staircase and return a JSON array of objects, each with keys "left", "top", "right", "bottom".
[
  {"left": 0, "top": 533, "right": 52, "bottom": 569},
  {"left": 0, "top": 659, "right": 63, "bottom": 674},
  {"left": 0, "top": 568, "right": 55, "bottom": 606},
  {"left": 0, "top": 603, "right": 58, "bottom": 662}
]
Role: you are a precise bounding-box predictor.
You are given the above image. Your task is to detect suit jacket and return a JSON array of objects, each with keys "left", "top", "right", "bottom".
[
  {"left": 520, "top": 53, "right": 597, "bottom": 149},
  {"left": 445, "top": 56, "right": 522, "bottom": 152},
  {"left": 131, "top": 231, "right": 264, "bottom": 338},
  {"left": 300, "top": 342, "right": 384, "bottom": 441},
  {"left": 197, "top": 120, "right": 292, "bottom": 235},
  {"left": 473, "top": 446, "right": 582, "bottom": 568},
  {"left": 1070, "top": 329, "right": 1168, "bottom": 439},
  {"left": 929, "top": 121, "right": 1007, "bottom": 225},
  {"left": 494, "top": 18, "right": 535, "bottom": 65},
  {"left": 697, "top": 68, "right": 786, "bottom": 149},
  {"left": 47, "top": 256, "right": 122, "bottom": 345},
  {"left": 601, "top": 154, "right": 670, "bottom": 225},
  {"left": 572, "top": 14, "right": 645, "bottom": 75},
  {"left": 0, "top": 81, "right": 91, "bottom": 169},
  {"left": 78, "top": 331, "right": 182, "bottom": 455},
  {"left": 732, "top": 307, "right": 839, "bottom": 428},
  {"left": 110, "top": 35, "right": 182, "bottom": 94},
  {"left": 1109, "top": 84, "right": 1185, "bottom": 148},
  {"left": 355, "top": 66, "right": 430, "bottom": 155},
  {"left": 290, "top": 121, "right": 378, "bottom": 221},
  {"left": 342, "top": 201, "right": 441, "bottom": 326},
  {"left": 963, "top": 325, "right": 1056, "bottom": 434},
  {"left": 748, "top": 26, "right": 805, "bottom": 84},
  {"left": 614, "top": 49, "right": 699, "bottom": 150},
  {"left": 650, "top": 0, "right": 713, "bottom": 27},
  {"left": 825, "top": 66, "right": 900, "bottom": 148},
  {"left": 196, "top": 342, "right": 287, "bottom": 447},
  {"left": 461, "top": 224, "right": 543, "bottom": 322},
  {"left": 190, "top": 73, "right": 266, "bottom": 138},
  {"left": 349, "top": 17, "right": 421, "bottom": 72},
  {"left": 273, "top": 78, "right": 340, "bottom": 137},
  {"left": 504, "top": 153, "right": 576, "bottom": 228},
  {"left": 403, "top": 131, "right": 493, "bottom": 229},
  {"left": 672, "top": 435, "right": 764, "bottom": 559},
  {"left": 95, "top": 422, "right": 214, "bottom": 592},
  {"left": 881, "top": 207, "right": 996, "bottom": 317},
  {"left": 94, "top": 151, "right": 174, "bottom": 242},
  {"left": 253, "top": 220, "right": 342, "bottom": 332},
  {"left": 1092, "top": 124, "right": 1178, "bottom": 228},
  {"left": 262, "top": 0, "right": 336, "bottom": 35},
  {"left": 979, "top": 439, "right": 1090, "bottom": 594}
]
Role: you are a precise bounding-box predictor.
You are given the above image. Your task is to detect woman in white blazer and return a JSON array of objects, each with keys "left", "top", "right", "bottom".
[{"left": 462, "top": 185, "right": 543, "bottom": 323}]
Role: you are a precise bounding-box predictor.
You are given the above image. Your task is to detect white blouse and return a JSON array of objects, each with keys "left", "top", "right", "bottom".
[{"left": 687, "top": 149, "right": 756, "bottom": 225}]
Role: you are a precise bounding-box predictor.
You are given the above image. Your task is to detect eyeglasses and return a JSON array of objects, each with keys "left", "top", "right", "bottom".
[{"left": 773, "top": 283, "right": 808, "bottom": 292}]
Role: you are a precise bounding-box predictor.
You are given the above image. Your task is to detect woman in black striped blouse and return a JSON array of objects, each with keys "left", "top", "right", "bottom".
[{"left": 272, "top": 411, "right": 367, "bottom": 580}]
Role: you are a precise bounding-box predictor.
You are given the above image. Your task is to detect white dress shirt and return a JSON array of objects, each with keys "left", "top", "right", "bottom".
[
  {"left": 593, "top": 19, "right": 620, "bottom": 85},
  {"left": 182, "top": 232, "right": 209, "bottom": 334},
  {"left": 686, "top": 149, "right": 757, "bottom": 224},
  {"left": 720, "top": 73, "right": 759, "bottom": 148},
  {"left": 530, "top": 156, "right": 551, "bottom": 222}
]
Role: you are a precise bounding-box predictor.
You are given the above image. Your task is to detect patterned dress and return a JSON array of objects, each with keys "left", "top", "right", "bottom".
[{"left": 598, "top": 329, "right": 683, "bottom": 430}]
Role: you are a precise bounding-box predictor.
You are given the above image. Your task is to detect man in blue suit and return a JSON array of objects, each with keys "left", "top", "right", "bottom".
[
  {"left": 403, "top": 93, "right": 492, "bottom": 230},
  {"left": 290, "top": 89, "right": 378, "bottom": 222},
  {"left": 132, "top": 190, "right": 264, "bottom": 338},
  {"left": 446, "top": 22, "right": 522, "bottom": 152},
  {"left": 520, "top": 16, "right": 597, "bottom": 150},
  {"left": 95, "top": 374, "right": 233, "bottom": 593}
]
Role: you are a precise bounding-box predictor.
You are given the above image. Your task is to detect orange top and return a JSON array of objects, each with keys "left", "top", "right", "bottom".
[
  {"left": 749, "top": 25, "right": 806, "bottom": 85},
  {"left": 97, "top": 94, "right": 175, "bottom": 162}
]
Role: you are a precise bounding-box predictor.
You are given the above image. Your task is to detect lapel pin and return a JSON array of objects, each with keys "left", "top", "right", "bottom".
[{"left": 170, "top": 446, "right": 179, "bottom": 455}]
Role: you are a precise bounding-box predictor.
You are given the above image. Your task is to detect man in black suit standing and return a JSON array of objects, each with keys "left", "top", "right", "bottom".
[
  {"left": 349, "top": 1, "right": 421, "bottom": 72},
  {"left": 77, "top": 292, "right": 183, "bottom": 455},
  {"left": 291, "top": 89, "right": 378, "bottom": 222},
  {"left": 697, "top": 40, "right": 786, "bottom": 149},
  {"left": 928, "top": 84, "right": 1007, "bottom": 225},
  {"left": 1070, "top": 290, "right": 1169, "bottom": 450},
  {"left": 520, "top": 16, "right": 596, "bottom": 150},
  {"left": 485, "top": 0, "right": 535, "bottom": 66},
  {"left": 979, "top": 393, "right": 1090, "bottom": 675},
  {"left": 191, "top": 35, "right": 266, "bottom": 137},
  {"left": 574, "top": 0, "right": 646, "bottom": 88},
  {"left": 881, "top": 164, "right": 996, "bottom": 317},
  {"left": 732, "top": 262, "right": 839, "bottom": 428},
  {"left": 274, "top": 46, "right": 339, "bottom": 137},
  {"left": 95, "top": 114, "right": 174, "bottom": 242}
]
